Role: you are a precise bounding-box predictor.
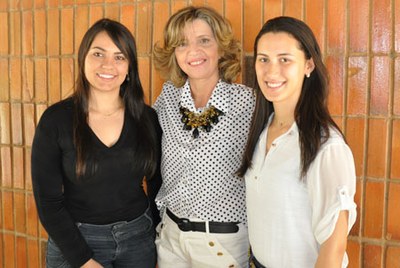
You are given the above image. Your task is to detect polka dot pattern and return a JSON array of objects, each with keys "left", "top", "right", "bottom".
[{"left": 154, "top": 80, "right": 255, "bottom": 223}]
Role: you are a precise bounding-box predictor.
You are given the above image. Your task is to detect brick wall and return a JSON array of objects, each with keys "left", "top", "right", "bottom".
[{"left": 0, "top": 0, "right": 399, "bottom": 267}]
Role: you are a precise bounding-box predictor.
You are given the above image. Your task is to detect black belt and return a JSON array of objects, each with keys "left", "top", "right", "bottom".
[{"left": 166, "top": 209, "right": 239, "bottom": 233}]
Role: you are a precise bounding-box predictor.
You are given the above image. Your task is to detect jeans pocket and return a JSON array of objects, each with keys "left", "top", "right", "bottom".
[{"left": 46, "top": 238, "right": 71, "bottom": 268}]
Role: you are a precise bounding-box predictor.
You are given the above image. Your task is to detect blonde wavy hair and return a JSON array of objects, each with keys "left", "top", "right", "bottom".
[{"left": 153, "top": 6, "right": 242, "bottom": 88}]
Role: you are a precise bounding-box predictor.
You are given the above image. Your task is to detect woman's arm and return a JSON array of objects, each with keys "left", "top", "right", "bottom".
[{"left": 315, "top": 210, "right": 349, "bottom": 268}]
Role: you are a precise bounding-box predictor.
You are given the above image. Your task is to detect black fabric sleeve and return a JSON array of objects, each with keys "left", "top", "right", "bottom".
[
  {"left": 145, "top": 107, "right": 163, "bottom": 226},
  {"left": 31, "top": 110, "right": 93, "bottom": 267}
]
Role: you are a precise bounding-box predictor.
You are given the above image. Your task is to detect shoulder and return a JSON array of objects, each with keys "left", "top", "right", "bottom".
[
  {"left": 38, "top": 98, "right": 74, "bottom": 126},
  {"left": 227, "top": 83, "right": 255, "bottom": 112}
]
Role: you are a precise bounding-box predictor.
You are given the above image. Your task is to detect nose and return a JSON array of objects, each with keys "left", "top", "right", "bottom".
[
  {"left": 265, "top": 62, "right": 279, "bottom": 77},
  {"left": 101, "top": 56, "right": 114, "bottom": 68}
]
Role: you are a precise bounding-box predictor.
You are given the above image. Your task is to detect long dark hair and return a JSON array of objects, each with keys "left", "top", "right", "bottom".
[
  {"left": 73, "top": 18, "right": 157, "bottom": 178},
  {"left": 238, "top": 16, "right": 344, "bottom": 179}
]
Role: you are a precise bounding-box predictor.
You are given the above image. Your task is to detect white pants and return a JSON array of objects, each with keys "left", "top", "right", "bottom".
[{"left": 155, "top": 211, "right": 249, "bottom": 268}]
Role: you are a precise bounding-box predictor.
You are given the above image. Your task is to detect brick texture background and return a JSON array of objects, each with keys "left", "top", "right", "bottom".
[{"left": 0, "top": 0, "right": 399, "bottom": 267}]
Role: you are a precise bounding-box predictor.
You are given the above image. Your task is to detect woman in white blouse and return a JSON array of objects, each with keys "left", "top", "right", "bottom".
[
  {"left": 238, "top": 16, "right": 357, "bottom": 268},
  {"left": 153, "top": 6, "right": 255, "bottom": 268}
]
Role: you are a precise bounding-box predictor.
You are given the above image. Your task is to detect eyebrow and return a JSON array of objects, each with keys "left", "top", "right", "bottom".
[
  {"left": 256, "top": 52, "right": 294, "bottom": 57},
  {"left": 90, "top": 46, "right": 124, "bottom": 54}
]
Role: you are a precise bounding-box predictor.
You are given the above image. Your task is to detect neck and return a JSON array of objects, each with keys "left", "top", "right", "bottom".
[
  {"left": 272, "top": 104, "right": 295, "bottom": 128},
  {"left": 89, "top": 91, "right": 123, "bottom": 115},
  {"left": 189, "top": 76, "right": 219, "bottom": 108}
]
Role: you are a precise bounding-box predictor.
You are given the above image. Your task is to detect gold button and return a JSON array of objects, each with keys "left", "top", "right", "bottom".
[
  {"left": 209, "top": 241, "right": 214, "bottom": 247},
  {"left": 217, "top": 252, "right": 223, "bottom": 256}
]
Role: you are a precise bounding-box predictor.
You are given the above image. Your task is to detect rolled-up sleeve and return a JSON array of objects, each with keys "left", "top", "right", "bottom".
[{"left": 307, "top": 142, "right": 357, "bottom": 245}]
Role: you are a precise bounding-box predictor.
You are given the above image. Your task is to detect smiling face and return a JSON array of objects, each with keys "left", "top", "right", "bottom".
[
  {"left": 255, "top": 32, "right": 314, "bottom": 108},
  {"left": 174, "top": 19, "right": 221, "bottom": 84},
  {"left": 84, "top": 31, "right": 129, "bottom": 94}
]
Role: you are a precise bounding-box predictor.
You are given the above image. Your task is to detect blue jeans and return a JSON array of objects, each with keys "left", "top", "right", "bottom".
[{"left": 46, "top": 209, "right": 156, "bottom": 268}]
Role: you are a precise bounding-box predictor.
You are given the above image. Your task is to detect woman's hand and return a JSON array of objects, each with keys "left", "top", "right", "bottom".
[{"left": 81, "top": 258, "right": 104, "bottom": 268}]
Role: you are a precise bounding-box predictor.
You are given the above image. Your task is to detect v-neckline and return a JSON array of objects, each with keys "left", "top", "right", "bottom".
[{"left": 88, "top": 115, "right": 126, "bottom": 149}]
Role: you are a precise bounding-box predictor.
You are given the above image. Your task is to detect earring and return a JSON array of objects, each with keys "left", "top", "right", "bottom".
[
  {"left": 306, "top": 73, "right": 310, "bottom": 78},
  {"left": 126, "top": 74, "right": 130, "bottom": 81}
]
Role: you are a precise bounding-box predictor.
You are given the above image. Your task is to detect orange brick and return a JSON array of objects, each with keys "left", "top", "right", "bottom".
[
  {"left": 22, "top": 0, "right": 33, "bottom": 9},
  {"left": 172, "top": 1, "right": 187, "bottom": 14},
  {"left": 0, "top": 0, "right": 7, "bottom": 10},
  {"left": 386, "top": 246, "right": 400, "bottom": 267},
  {"left": 347, "top": 240, "right": 360, "bottom": 268},
  {"left": 367, "top": 119, "right": 387, "bottom": 178},
  {"left": 346, "top": 118, "right": 365, "bottom": 177},
  {"left": 61, "top": 0, "right": 74, "bottom": 6},
  {"left": 11, "top": 102, "right": 23, "bottom": 145},
  {"left": 370, "top": 56, "right": 390, "bottom": 116},
  {"left": 137, "top": 1, "right": 151, "bottom": 54},
  {"left": 24, "top": 103, "right": 35, "bottom": 148},
  {"left": 391, "top": 120, "right": 400, "bottom": 179},
  {"left": 12, "top": 147, "right": 25, "bottom": 189},
  {"left": 121, "top": 4, "right": 135, "bottom": 35},
  {"left": 394, "top": 57, "right": 400, "bottom": 115},
  {"left": 244, "top": 0, "right": 262, "bottom": 53},
  {"left": 349, "top": 180, "right": 362, "bottom": 236},
  {"left": 89, "top": 6, "right": 104, "bottom": 25},
  {"left": 14, "top": 192, "right": 26, "bottom": 232},
  {"left": 35, "top": 104, "right": 48, "bottom": 125},
  {"left": 26, "top": 193, "right": 38, "bottom": 236},
  {"left": 61, "top": 8, "right": 74, "bottom": 55},
  {"left": 10, "top": 11, "right": 22, "bottom": 56},
  {"left": 151, "top": 64, "right": 164, "bottom": 104},
  {"left": 326, "top": 55, "right": 344, "bottom": 116},
  {"left": 347, "top": 57, "right": 368, "bottom": 115},
  {"left": 3, "top": 233, "right": 15, "bottom": 267},
  {"left": 22, "top": 58, "right": 34, "bottom": 102},
  {"left": 10, "top": 58, "right": 22, "bottom": 101},
  {"left": 364, "top": 181, "right": 384, "bottom": 238},
  {"left": 48, "top": 58, "right": 61, "bottom": 104},
  {"left": 0, "top": 12, "right": 9, "bottom": 55},
  {"left": 48, "top": 0, "right": 59, "bottom": 8},
  {"left": 90, "top": 0, "right": 104, "bottom": 3},
  {"left": 25, "top": 148, "right": 32, "bottom": 190},
  {"left": 349, "top": 0, "right": 369, "bottom": 53},
  {"left": 372, "top": 0, "right": 391, "bottom": 53},
  {"left": 285, "top": 0, "right": 302, "bottom": 19},
  {"left": 0, "top": 59, "right": 9, "bottom": 101},
  {"left": 138, "top": 57, "right": 150, "bottom": 104},
  {"left": 265, "top": 0, "right": 283, "bottom": 21},
  {"left": 75, "top": 6, "right": 89, "bottom": 53},
  {"left": 105, "top": 4, "right": 120, "bottom": 20},
  {"left": 305, "top": 0, "right": 324, "bottom": 49},
  {"left": 396, "top": 0, "right": 400, "bottom": 52},
  {"left": 16, "top": 236, "right": 28, "bottom": 268},
  {"left": 27, "top": 239, "right": 40, "bottom": 268},
  {"left": 204, "top": 0, "right": 223, "bottom": 13},
  {"left": 327, "top": 0, "right": 346, "bottom": 53},
  {"left": 387, "top": 183, "right": 400, "bottom": 240},
  {"left": 47, "top": 9, "right": 60, "bottom": 56},
  {"left": 35, "top": 0, "right": 46, "bottom": 8},
  {"left": 1, "top": 147, "right": 12, "bottom": 187},
  {"left": 3, "top": 191, "right": 14, "bottom": 230},
  {"left": 152, "top": 1, "right": 170, "bottom": 48},
  {"left": 61, "top": 57, "right": 75, "bottom": 99},
  {"left": 34, "top": 9, "right": 47, "bottom": 56},
  {"left": 226, "top": 0, "right": 243, "bottom": 44},
  {"left": 363, "top": 244, "right": 382, "bottom": 268},
  {"left": 77, "top": 0, "right": 89, "bottom": 4},
  {"left": 0, "top": 192, "right": 2, "bottom": 228},
  {"left": 35, "top": 58, "right": 48, "bottom": 102},
  {"left": 0, "top": 102, "right": 11, "bottom": 144}
]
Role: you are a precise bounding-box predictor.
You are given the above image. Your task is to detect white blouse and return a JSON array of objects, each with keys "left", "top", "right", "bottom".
[
  {"left": 245, "top": 115, "right": 357, "bottom": 267},
  {"left": 154, "top": 80, "right": 255, "bottom": 222}
]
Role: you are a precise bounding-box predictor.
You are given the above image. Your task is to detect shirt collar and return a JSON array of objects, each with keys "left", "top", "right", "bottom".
[{"left": 180, "top": 79, "right": 231, "bottom": 114}]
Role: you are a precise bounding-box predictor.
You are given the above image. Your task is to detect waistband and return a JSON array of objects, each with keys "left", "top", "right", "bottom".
[{"left": 166, "top": 208, "right": 239, "bottom": 234}]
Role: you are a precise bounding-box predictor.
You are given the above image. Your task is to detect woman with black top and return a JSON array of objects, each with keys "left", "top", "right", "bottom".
[{"left": 31, "top": 18, "right": 161, "bottom": 268}]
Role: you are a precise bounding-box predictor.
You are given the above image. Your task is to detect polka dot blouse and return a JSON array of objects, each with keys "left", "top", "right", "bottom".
[{"left": 154, "top": 80, "right": 255, "bottom": 223}]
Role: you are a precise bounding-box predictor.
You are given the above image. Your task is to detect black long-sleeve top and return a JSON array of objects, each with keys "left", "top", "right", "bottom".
[{"left": 31, "top": 98, "right": 162, "bottom": 267}]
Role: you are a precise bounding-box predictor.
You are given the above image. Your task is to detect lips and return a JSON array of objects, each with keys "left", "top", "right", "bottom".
[
  {"left": 266, "top": 81, "right": 285, "bottom": 89},
  {"left": 188, "top": 59, "right": 206, "bottom": 66},
  {"left": 97, "top": 73, "right": 116, "bottom": 79}
]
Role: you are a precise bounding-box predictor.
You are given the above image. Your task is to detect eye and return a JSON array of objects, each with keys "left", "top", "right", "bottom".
[
  {"left": 279, "top": 57, "right": 290, "bottom": 63},
  {"left": 176, "top": 40, "right": 187, "bottom": 47},
  {"left": 115, "top": 55, "right": 126, "bottom": 61},
  {"left": 257, "top": 56, "right": 269, "bottom": 63},
  {"left": 199, "top": 38, "right": 210, "bottom": 45},
  {"left": 93, "top": 52, "right": 103, "bottom": 57}
]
